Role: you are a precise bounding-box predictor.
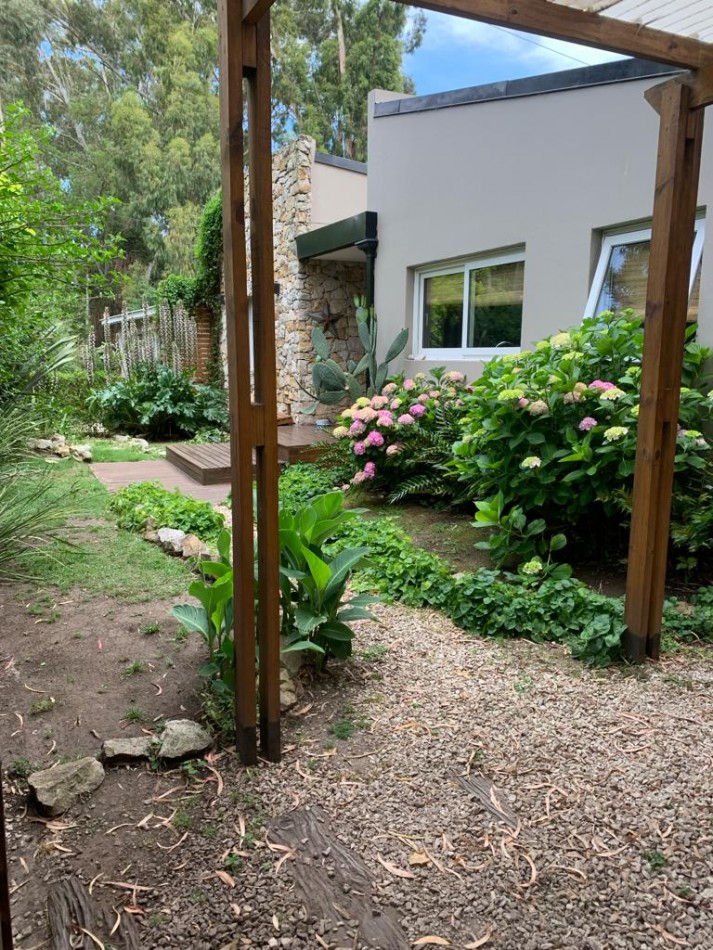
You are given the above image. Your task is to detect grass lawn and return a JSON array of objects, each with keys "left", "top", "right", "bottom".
[
  {"left": 19, "top": 460, "right": 191, "bottom": 603},
  {"left": 88, "top": 439, "right": 167, "bottom": 462}
]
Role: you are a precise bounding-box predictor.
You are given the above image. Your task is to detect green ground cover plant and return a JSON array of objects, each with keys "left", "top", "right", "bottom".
[
  {"left": 110, "top": 481, "right": 225, "bottom": 540},
  {"left": 332, "top": 513, "right": 711, "bottom": 666}
]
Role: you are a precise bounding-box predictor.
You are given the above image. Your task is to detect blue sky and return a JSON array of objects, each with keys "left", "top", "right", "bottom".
[{"left": 405, "top": 14, "right": 626, "bottom": 95}]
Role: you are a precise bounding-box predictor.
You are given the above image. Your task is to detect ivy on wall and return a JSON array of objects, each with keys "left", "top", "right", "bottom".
[{"left": 157, "top": 192, "right": 224, "bottom": 386}]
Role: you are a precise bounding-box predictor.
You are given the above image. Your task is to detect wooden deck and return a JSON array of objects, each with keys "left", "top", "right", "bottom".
[
  {"left": 165, "top": 426, "right": 334, "bottom": 485},
  {"left": 90, "top": 460, "right": 230, "bottom": 503}
]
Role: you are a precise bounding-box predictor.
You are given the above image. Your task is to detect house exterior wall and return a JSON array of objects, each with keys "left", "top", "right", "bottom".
[
  {"left": 311, "top": 157, "right": 368, "bottom": 229},
  {"left": 221, "top": 137, "right": 366, "bottom": 420},
  {"left": 367, "top": 70, "right": 713, "bottom": 380}
]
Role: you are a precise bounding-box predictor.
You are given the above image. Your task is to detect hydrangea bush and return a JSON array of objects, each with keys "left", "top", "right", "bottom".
[
  {"left": 332, "top": 368, "right": 469, "bottom": 500},
  {"left": 453, "top": 311, "right": 713, "bottom": 565}
]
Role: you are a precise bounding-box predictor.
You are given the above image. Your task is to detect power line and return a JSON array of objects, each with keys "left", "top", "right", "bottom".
[{"left": 491, "top": 24, "right": 596, "bottom": 67}]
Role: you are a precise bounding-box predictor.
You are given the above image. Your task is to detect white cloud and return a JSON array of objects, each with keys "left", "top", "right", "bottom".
[{"left": 424, "top": 12, "right": 626, "bottom": 73}]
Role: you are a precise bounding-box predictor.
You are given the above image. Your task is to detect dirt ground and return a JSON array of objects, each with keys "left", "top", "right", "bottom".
[{"left": 2, "top": 581, "right": 712, "bottom": 950}]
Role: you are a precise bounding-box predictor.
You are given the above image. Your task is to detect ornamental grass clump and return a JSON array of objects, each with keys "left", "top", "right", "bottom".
[
  {"left": 453, "top": 311, "right": 713, "bottom": 565},
  {"left": 333, "top": 368, "right": 469, "bottom": 503}
]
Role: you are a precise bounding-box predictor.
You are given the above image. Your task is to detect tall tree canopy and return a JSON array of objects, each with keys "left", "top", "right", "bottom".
[
  {"left": 0, "top": 0, "right": 423, "bottom": 307},
  {"left": 273, "top": 0, "right": 425, "bottom": 161}
]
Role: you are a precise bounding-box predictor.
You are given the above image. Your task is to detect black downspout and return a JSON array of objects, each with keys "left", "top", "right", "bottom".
[{"left": 356, "top": 237, "right": 378, "bottom": 309}]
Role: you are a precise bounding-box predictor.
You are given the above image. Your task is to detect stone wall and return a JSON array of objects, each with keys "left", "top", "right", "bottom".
[{"left": 222, "top": 136, "right": 366, "bottom": 422}]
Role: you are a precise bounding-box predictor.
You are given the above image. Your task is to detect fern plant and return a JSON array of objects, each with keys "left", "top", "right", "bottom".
[{"left": 388, "top": 401, "right": 467, "bottom": 504}]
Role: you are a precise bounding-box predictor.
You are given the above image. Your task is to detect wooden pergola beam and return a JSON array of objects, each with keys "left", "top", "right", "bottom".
[
  {"left": 646, "top": 64, "right": 713, "bottom": 113},
  {"left": 396, "top": 0, "right": 713, "bottom": 70},
  {"left": 624, "top": 79, "right": 705, "bottom": 662}
]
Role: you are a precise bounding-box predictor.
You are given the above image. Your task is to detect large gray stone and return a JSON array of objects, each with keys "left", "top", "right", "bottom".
[
  {"left": 101, "top": 737, "right": 153, "bottom": 764},
  {"left": 159, "top": 719, "right": 212, "bottom": 760},
  {"left": 157, "top": 527, "right": 187, "bottom": 554},
  {"left": 70, "top": 443, "right": 92, "bottom": 462},
  {"left": 29, "top": 758, "right": 105, "bottom": 816}
]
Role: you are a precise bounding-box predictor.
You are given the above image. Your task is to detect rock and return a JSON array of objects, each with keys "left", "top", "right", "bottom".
[
  {"left": 29, "top": 758, "right": 105, "bottom": 816},
  {"left": 129, "top": 437, "right": 150, "bottom": 451},
  {"left": 157, "top": 527, "right": 187, "bottom": 554},
  {"left": 34, "top": 439, "right": 53, "bottom": 451},
  {"left": 53, "top": 445, "right": 71, "bottom": 458},
  {"left": 70, "top": 444, "right": 92, "bottom": 462},
  {"left": 143, "top": 527, "right": 158, "bottom": 543},
  {"left": 159, "top": 719, "right": 212, "bottom": 760},
  {"left": 50, "top": 434, "right": 66, "bottom": 446},
  {"left": 101, "top": 737, "right": 153, "bottom": 764},
  {"left": 280, "top": 668, "right": 298, "bottom": 713},
  {"left": 181, "top": 534, "right": 210, "bottom": 559},
  {"left": 114, "top": 434, "right": 130, "bottom": 443}
]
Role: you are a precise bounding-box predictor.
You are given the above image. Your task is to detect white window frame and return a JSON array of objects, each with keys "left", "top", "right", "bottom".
[
  {"left": 584, "top": 217, "right": 706, "bottom": 319},
  {"left": 414, "top": 249, "right": 525, "bottom": 359}
]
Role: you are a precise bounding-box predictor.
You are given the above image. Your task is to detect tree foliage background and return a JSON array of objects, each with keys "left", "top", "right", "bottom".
[{"left": 0, "top": 0, "right": 423, "bottom": 313}]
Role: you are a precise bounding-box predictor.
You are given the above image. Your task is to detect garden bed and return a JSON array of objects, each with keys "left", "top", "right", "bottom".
[{"left": 1, "top": 463, "right": 712, "bottom": 948}]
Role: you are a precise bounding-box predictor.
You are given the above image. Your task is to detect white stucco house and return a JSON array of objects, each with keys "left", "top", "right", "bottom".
[{"left": 362, "top": 58, "right": 710, "bottom": 379}]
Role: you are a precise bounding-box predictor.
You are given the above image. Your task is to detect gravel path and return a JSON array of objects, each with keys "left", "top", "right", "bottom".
[{"left": 10, "top": 603, "right": 713, "bottom": 949}]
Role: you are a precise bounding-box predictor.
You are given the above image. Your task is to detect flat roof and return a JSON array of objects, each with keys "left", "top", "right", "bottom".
[
  {"left": 373, "top": 58, "right": 679, "bottom": 118},
  {"left": 315, "top": 152, "right": 367, "bottom": 175}
]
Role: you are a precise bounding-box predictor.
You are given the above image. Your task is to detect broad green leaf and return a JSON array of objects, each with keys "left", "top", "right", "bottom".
[
  {"left": 171, "top": 604, "right": 209, "bottom": 637},
  {"left": 281, "top": 639, "right": 325, "bottom": 655},
  {"left": 302, "top": 546, "right": 332, "bottom": 592}
]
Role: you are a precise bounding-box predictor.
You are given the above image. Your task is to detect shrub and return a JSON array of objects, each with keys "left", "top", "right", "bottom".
[
  {"left": 90, "top": 363, "right": 228, "bottom": 438},
  {"left": 332, "top": 368, "right": 469, "bottom": 502},
  {"left": 279, "top": 492, "right": 378, "bottom": 665},
  {"left": 453, "top": 312, "right": 713, "bottom": 564},
  {"left": 171, "top": 492, "right": 376, "bottom": 698},
  {"left": 110, "top": 482, "right": 225, "bottom": 540}
]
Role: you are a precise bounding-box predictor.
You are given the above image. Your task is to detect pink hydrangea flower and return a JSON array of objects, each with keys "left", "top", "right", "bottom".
[
  {"left": 382, "top": 382, "right": 398, "bottom": 395},
  {"left": 351, "top": 471, "right": 366, "bottom": 485},
  {"left": 377, "top": 412, "right": 394, "bottom": 427},
  {"left": 366, "top": 430, "right": 385, "bottom": 448},
  {"left": 589, "top": 379, "right": 615, "bottom": 392},
  {"left": 409, "top": 403, "right": 426, "bottom": 417},
  {"left": 348, "top": 420, "right": 366, "bottom": 437},
  {"left": 353, "top": 440, "right": 366, "bottom": 455},
  {"left": 446, "top": 370, "right": 465, "bottom": 382},
  {"left": 417, "top": 393, "right": 430, "bottom": 404},
  {"left": 371, "top": 395, "right": 389, "bottom": 409},
  {"left": 386, "top": 443, "right": 403, "bottom": 456},
  {"left": 355, "top": 407, "right": 378, "bottom": 423},
  {"left": 403, "top": 378, "right": 416, "bottom": 391},
  {"left": 390, "top": 398, "right": 402, "bottom": 410},
  {"left": 363, "top": 461, "right": 376, "bottom": 479},
  {"left": 398, "top": 413, "right": 415, "bottom": 425},
  {"left": 429, "top": 390, "right": 440, "bottom": 399},
  {"left": 518, "top": 397, "right": 530, "bottom": 408},
  {"left": 579, "top": 416, "right": 598, "bottom": 431}
]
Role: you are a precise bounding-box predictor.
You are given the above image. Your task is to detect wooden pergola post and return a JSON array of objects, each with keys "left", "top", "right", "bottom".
[
  {"left": 218, "top": 0, "right": 280, "bottom": 764},
  {"left": 624, "top": 80, "right": 705, "bottom": 663}
]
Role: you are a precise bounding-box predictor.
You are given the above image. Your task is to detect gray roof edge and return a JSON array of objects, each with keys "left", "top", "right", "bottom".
[
  {"left": 373, "top": 59, "right": 681, "bottom": 118},
  {"left": 315, "top": 152, "right": 368, "bottom": 174}
]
